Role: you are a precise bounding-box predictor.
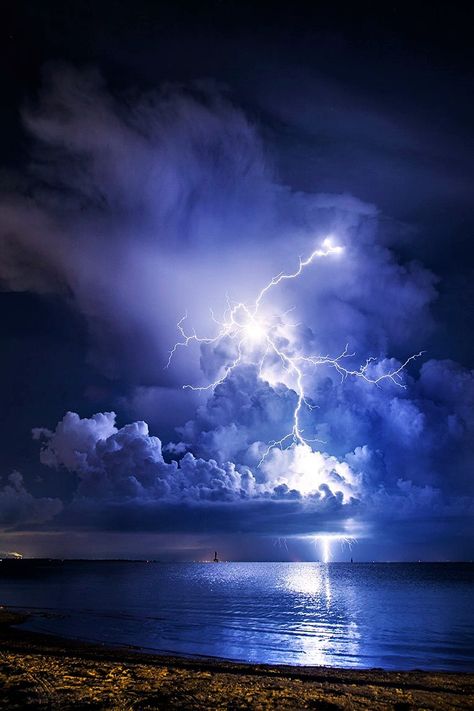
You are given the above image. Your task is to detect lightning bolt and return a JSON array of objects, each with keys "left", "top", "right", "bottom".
[
  {"left": 167, "top": 236, "right": 423, "bottom": 464},
  {"left": 314, "top": 535, "right": 357, "bottom": 563}
]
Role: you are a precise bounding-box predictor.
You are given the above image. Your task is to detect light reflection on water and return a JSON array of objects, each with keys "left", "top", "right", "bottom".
[
  {"left": 282, "top": 563, "right": 360, "bottom": 666},
  {"left": 1, "top": 561, "right": 473, "bottom": 671}
]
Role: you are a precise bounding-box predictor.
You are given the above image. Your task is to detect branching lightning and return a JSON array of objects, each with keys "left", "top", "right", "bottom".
[
  {"left": 314, "top": 535, "right": 357, "bottom": 563},
  {"left": 167, "top": 236, "right": 423, "bottom": 464}
]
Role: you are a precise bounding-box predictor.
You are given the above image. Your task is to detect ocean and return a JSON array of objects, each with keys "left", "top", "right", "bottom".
[{"left": 1, "top": 561, "right": 473, "bottom": 671}]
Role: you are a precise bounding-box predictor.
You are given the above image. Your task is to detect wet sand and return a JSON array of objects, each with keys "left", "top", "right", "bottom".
[{"left": 0, "top": 608, "right": 473, "bottom": 709}]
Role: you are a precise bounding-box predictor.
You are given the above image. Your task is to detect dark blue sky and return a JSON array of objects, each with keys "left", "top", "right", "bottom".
[{"left": 0, "top": 1, "right": 473, "bottom": 560}]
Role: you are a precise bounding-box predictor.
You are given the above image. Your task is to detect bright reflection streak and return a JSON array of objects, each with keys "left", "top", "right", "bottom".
[
  {"left": 285, "top": 562, "right": 327, "bottom": 596},
  {"left": 283, "top": 563, "right": 360, "bottom": 665}
]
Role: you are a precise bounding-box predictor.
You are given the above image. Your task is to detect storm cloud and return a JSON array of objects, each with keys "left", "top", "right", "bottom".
[
  {"left": 0, "top": 63, "right": 472, "bottom": 559},
  {"left": 0, "top": 66, "right": 436, "bottom": 385},
  {"left": 0, "top": 471, "right": 62, "bottom": 527}
]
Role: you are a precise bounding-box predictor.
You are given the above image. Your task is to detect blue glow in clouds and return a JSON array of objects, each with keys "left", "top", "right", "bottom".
[{"left": 168, "top": 238, "right": 422, "bottom": 466}]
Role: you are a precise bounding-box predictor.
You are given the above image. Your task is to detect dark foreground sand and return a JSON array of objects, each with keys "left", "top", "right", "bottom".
[{"left": 0, "top": 609, "right": 473, "bottom": 710}]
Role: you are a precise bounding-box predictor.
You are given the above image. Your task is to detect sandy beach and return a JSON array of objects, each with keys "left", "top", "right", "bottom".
[{"left": 0, "top": 609, "right": 472, "bottom": 710}]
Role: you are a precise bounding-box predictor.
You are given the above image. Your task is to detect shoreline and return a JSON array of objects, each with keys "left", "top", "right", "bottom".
[{"left": 1, "top": 609, "right": 473, "bottom": 709}]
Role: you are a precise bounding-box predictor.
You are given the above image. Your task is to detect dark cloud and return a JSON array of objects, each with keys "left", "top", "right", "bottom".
[
  {"left": 0, "top": 52, "right": 471, "bottom": 559},
  {"left": 0, "top": 471, "right": 62, "bottom": 527},
  {"left": 0, "top": 66, "right": 437, "bottom": 386},
  {"left": 0, "top": 65, "right": 278, "bottom": 381},
  {"left": 26, "top": 356, "right": 473, "bottom": 548}
]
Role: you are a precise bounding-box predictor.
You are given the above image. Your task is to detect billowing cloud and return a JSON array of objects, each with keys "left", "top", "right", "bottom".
[
  {"left": 0, "top": 471, "right": 62, "bottom": 527},
  {"left": 34, "top": 411, "right": 360, "bottom": 510},
  {"left": 29, "top": 354, "right": 474, "bottom": 541},
  {"left": 0, "top": 65, "right": 436, "bottom": 389},
  {"left": 0, "top": 65, "right": 471, "bottom": 557}
]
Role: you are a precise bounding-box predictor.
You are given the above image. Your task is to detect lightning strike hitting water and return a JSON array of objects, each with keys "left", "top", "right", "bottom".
[
  {"left": 314, "top": 535, "right": 356, "bottom": 563},
  {"left": 167, "top": 236, "right": 423, "bottom": 464}
]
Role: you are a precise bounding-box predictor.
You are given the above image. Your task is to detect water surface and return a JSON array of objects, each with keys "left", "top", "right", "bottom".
[{"left": 1, "top": 561, "right": 473, "bottom": 671}]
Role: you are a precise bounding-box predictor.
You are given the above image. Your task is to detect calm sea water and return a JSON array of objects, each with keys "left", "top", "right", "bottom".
[{"left": 1, "top": 561, "right": 473, "bottom": 671}]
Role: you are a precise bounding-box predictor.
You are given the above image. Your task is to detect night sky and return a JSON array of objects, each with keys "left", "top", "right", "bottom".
[{"left": 1, "top": 1, "right": 473, "bottom": 561}]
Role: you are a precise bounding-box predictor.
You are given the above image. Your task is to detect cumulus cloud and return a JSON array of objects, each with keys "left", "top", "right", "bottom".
[
  {"left": 34, "top": 411, "right": 357, "bottom": 504},
  {"left": 0, "top": 65, "right": 471, "bottom": 554},
  {"left": 0, "top": 471, "right": 62, "bottom": 527},
  {"left": 30, "top": 361, "right": 474, "bottom": 540},
  {"left": 33, "top": 411, "right": 118, "bottom": 470}
]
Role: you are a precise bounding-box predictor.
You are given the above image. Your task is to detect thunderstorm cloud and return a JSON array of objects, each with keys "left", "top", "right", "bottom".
[{"left": 0, "top": 64, "right": 472, "bottom": 559}]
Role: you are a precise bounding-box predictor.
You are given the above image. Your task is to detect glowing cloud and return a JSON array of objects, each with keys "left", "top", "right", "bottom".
[{"left": 168, "top": 237, "right": 423, "bottom": 464}]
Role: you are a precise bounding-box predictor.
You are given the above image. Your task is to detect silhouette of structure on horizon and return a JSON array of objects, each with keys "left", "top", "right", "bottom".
[{"left": 213, "top": 551, "right": 219, "bottom": 562}]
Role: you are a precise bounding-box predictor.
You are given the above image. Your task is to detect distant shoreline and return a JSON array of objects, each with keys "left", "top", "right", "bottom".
[
  {"left": 2, "top": 558, "right": 474, "bottom": 563},
  {"left": 0, "top": 607, "right": 472, "bottom": 709}
]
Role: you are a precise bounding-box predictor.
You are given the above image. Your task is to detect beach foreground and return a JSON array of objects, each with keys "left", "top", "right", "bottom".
[{"left": 0, "top": 610, "right": 473, "bottom": 710}]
